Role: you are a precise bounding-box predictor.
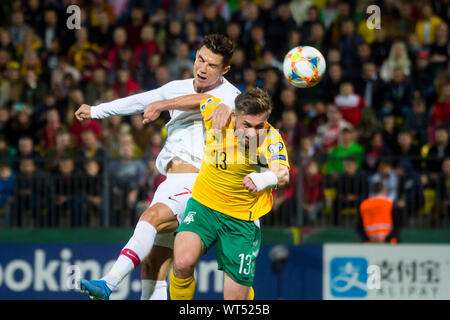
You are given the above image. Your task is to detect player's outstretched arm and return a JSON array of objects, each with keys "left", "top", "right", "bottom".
[
  {"left": 142, "top": 94, "right": 212, "bottom": 124},
  {"left": 243, "top": 163, "right": 290, "bottom": 193}
]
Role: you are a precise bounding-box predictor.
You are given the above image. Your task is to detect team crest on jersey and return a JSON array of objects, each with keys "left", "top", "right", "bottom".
[
  {"left": 183, "top": 211, "right": 196, "bottom": 224},
  {"left": 268, "top": 142, "right": 284, "bottom": 154}
]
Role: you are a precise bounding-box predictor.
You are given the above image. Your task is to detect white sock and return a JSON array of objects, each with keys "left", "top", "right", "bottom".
[
  {"left": 141, "top": 280, "right": 155, "bottom": 300},
  {"left": 102, "top": 221, "right": 157, "bottom": 288},
  {"left": 149, "top": 280, "right": 168, "bottom": 300}
]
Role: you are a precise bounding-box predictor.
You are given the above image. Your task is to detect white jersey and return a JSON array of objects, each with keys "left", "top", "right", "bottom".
[{"left": 91, "top": 78, "right": 240, "bottom": 175}]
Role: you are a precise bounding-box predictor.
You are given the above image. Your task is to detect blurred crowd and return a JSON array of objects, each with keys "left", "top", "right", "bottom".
[{"left": 0, "top": 0, "right": 449, "bottom": 228}]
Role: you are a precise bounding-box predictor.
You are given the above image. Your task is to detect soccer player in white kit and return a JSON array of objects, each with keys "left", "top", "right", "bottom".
[{"left": 75, "top": 34, "right": 240, "bottom": 300}]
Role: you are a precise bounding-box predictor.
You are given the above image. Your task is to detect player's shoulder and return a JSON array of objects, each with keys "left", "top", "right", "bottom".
[
  {"left": 200, "top": 96, "right": 222, "bottom": 111},
  {"left": 265, "top": 123, "right": 283, "bottom": 141},
  {"left": 209, "top": 77, "right": 241, "bottom": 96}
]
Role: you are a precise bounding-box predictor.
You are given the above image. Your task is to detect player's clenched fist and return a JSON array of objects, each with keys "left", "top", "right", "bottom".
[
  {"left": 75, "top": 104, "right": 92, "bottom": 121},
  {"left": 142, "top": 100, "right": 166, "bottom": 124},
  {"left": 243, "top": 175, "right": 258, "bottom": 193}
]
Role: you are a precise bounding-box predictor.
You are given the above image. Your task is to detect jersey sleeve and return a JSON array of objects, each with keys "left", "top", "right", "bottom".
[
  {"left": 261, "top": 125, "right": 290, "bottom": 169},
  {"left": 199, "top": 96, "right": 222, "bottom": 130}
]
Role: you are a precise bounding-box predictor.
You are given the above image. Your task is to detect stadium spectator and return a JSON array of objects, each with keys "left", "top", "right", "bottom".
[
  {"left": 334, "top": 81, "right": 365, "bottom": 126},
  {"left": 87, "top": 0, "right": 116, "bottom": 28},
  {"left": 198, "top": 1, "right": 227, "bottom": 37},
  {"left": 355, "top": 107, "right": 383, "bottom": 150},
  {"left": 0, "top": 163, "right": 15, "bottom": 213},
  {"left": 226, "top": 47, "right": 247, "bottom": 88},
  {"left": 130, "top": 114, "right": 154, "bottom": 152},
  {"left": 15, "top": 27, "right": 42, "bottom": 61},
  {"left": 314, "top": 103, "right": 352, "bottom": 154},
  {"left": 43, "top": 128, "right": 76, "bottom": 174},
  {"left": 266, "top": 2, "right": 297, "bottom": 58},
  {"left": 381, "top": 113, "right": 398, "bottom": 152},
  {"left": 12, "top": 135, "right": 41, "bottom": 170},
  {"left": 355, "top": 61, "right": 384, "bottom": 111},
  {"left": 404, "top": 94, "right": 429, "bottom": 146},
  {"left": 167, "top": 42, "right": 194, "bottom": 81},
  {"left": 84, "top": 67, "right": 110, "bottom": 106},
  {"left": 395, "top": 159, "right": 425, "bottom": 225},
  {"left": 436, "top": 157, "right": 450, "bottom": 218},
  {"left": 21, "top": 69, "right": 48, "bottom": 110},
  {"left": 337, "top": 19, "right": 365, "bottom": 70},
  {"left": 237, "top": 66, "right": 263, "bottom": 93},
  {"left": 362, "top": 131, "right": 392, "bottom": 177},
  {"left": 51, "top": 157, "right": 84, "bottom": 227},
  {"left": 321, "top": 63, "right": 344, "bottom": 103},
  {"left": 108, "top": 136, "right": 147, "bottom": 226},
  {"left": 415, "top": 4, "right": 444, "bottom": 46},
  {"left": 393, "top": 129, "right": 422, "bottom": 173},
  {"left": 370, "top": 160, "right": 399, "bottom": 201},
  {"left": 124, "top": 6, "right": 145, "bottom": 50},
  {"left": 144, "top": 130, "right": 164, "bottom": 163},
  {"left": 9, "top": 10, "right": 27, "bottom": 48},
  {"left": 380, "top": 41, "right": 411, "bottom": 82},
  {"left": 68, "top": 27, "right": 99, "bottom": 72},
  {"left": 7, "top": 104, "right": 37, "bottom": 147},
  {"left": 370, "top": 28, "right": 391, "bottom": 68},
  {"left": 112, "top": 67, "right": 140, "bottom": 98},
  {"left": 429, "top": 23, "right": 449, "bottom": 73},
  {"left": 384, "top": 67, "right": 415, "bottom": 119},
  {"left": 83, "top": 159, "right": 103, "bottom": 227},
  {"left": 77, "top": 129, "right": 108, "bottom": 168},
  {"left": 412, "top": 51, "right": 435, "bottom": 107},
  {"left": 334, "top": 155, "right": 368, "bottom": 224},
  {"left": 279, "top": 109, "right": 309, "bottom": 151},
  {"left": 0, "top": 30, "right": 16, "bottom": 59},
  {"left": 134, "top": 24, "right": 160, "bottom": 69},
  {"left": 39, "top": 107, "right": 65, "bottom": 150},
  {"left": 326, "top": 127, "right": 364, "bottom": 175},
  {"left": 302, "top": 159, "right": 324, "bottom": 225},
  {"left": 429, "top": 82, "right": 450, "bottom": 130},
  {"left": 425, "top": 126, "right": 450, "bottom": 179},
  {"left": 89, "top": 9, "right": 115, "bottom": 48},
  {"left": 299, "top": 5, "right": 320, "bottom": 41},
  {"left": 0, "top": 135, "right": 17, "bottom": 169},
  {"left": 13, "top": 157, "right": 47, "bottom": 227},
  {"left": 3, "top": 60, "right": 24, "bottom": 104}
]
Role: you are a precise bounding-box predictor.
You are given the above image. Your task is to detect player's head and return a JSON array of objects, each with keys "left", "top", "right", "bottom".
[
  {"left": 232, "top": 88, "right": 272, "bottom": 146},
  {"left": 193, "top": 34, "right": 233, "bottom": 92}
]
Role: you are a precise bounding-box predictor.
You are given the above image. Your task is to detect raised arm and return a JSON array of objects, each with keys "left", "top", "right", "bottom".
[
  {"left": 142, "top": 94, "right": 212, "bottom": 124},
  {"left": 142, "top": 94, "right": 232, "bottom": 130},
  {"left": 75, "top": 89, "right": 166, "bottom": 121}
]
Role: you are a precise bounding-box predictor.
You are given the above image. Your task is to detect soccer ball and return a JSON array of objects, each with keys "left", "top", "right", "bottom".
[{"left": 282, "top": 46, "right": 326, "bottom": 88}]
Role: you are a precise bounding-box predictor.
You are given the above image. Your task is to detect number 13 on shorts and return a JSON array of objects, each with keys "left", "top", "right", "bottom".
[{"left": 238, "top": 253, "right": 254, "bottom": 275}]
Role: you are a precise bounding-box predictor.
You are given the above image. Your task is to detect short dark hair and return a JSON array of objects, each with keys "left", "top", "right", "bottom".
[
  {"left": 372, "top": 181, "right": 385, "bottom": 194},
  {"left": 235, "top": 88, "right": 272, "bottom": 116},
  {"left": 200, "top": 34, "right": 234, "bottom": 66}
]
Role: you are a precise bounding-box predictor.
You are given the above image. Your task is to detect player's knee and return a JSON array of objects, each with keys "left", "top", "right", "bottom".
[
  {"left": 173, "top": 254, "right": 196, "bottom": 277},
  {"left": 139, "top": 207, "right": 163, "bottom": 227}
]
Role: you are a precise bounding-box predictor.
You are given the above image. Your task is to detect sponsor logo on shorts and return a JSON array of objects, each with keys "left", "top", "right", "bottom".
[{"left": 183, "top": 211, "right": 196, "bottom": 224}]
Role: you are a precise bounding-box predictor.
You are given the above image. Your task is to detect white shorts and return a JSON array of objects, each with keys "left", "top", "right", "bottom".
[{"left": 150, "top": 173, "right": 198, "bottom": 249}]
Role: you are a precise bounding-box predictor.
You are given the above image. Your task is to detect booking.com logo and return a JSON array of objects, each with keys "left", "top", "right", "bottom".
[{"left": 330, "top": 257, "right": 381, "bottom": 298}]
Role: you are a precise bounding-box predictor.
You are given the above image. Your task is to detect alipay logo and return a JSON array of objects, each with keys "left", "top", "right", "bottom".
[{"left": 330, "top": 257, "right": 368, "bottom": 298}]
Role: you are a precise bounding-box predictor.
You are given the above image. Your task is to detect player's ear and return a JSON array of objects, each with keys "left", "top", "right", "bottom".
[
  {"left": 230, "top": 110, "right": 236, "bottom": 123},
  {"left": 221, "top": 65, "right": 231, "bottom": 75}
]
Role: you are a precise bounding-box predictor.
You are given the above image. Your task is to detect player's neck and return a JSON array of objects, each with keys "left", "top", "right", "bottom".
[{"left": 194, "top": 77, "right": 223, "bottom": 93}]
